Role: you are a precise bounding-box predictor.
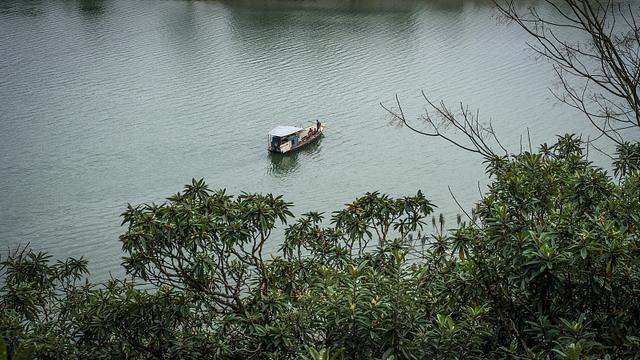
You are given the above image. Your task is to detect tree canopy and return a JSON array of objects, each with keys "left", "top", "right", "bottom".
[{"left": 1, "top": 135, "right": 640, "bottom": 359}]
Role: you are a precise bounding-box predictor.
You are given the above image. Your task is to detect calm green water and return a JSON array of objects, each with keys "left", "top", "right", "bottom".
[{"left": 0, "top": 0, "right": 604, "bottom": 278}]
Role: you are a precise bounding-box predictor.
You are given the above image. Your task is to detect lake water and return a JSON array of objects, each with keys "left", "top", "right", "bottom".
[{"left": 0, "top": 0, "right": 607, "bottom": 279}]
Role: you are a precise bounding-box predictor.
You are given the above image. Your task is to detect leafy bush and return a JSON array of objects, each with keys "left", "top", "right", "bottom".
[{"left": 1, "top": 136, "right": 639, "bottom": 359}]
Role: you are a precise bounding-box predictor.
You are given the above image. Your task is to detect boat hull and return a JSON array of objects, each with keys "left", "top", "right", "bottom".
[{"left": 268, "top": 125, "right": 324, "bottom": 153}]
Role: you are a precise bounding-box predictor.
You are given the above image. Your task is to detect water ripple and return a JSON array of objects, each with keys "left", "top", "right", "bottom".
[{"left": 0, "top": 0, "right": 600, "bottom": 280}]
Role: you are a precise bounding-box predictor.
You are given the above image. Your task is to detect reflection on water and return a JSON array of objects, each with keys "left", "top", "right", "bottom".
[
  {"left": 0, "top": 0, "right": 43, "bottom": 17},
  {"left": 223, "top": 0, "right": 417, "bottom": 12},
  {"left": 222, "top": 0, "right": 496, "bottom": 12},
  {"left": 268, "top": 151, "right": 301, "bottom": 176},
  {"left": 268, "top": 138, "right": 323, "bottom": 177},
  {"left": 78, "top": 0, "right": 105, "bottom": 15}
]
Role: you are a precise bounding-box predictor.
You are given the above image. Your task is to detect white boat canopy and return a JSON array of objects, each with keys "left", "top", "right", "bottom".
[{"left": 268, "top": 126, "right": 303, "bottom": 137}]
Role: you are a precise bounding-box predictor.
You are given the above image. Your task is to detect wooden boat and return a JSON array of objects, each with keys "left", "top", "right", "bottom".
[{"left": 268, "top": 121, "right": 325, "bottom": 153}]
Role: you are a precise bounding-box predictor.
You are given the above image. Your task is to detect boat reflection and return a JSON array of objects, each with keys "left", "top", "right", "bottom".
[{"left": 267, "top": 137, "right": 323, "bottom": 177}]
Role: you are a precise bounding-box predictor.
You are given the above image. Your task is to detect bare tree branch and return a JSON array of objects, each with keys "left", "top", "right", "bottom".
[
  {"left": 381, "top": 92, "right": 508, "bottom": 159},
  {"left": 496, "top": 0, "right": 640, "bottom": 144}
]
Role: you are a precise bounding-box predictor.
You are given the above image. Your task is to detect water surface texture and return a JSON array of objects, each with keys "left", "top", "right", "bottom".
[{"left": 0, "top": 0, "right": 604, "bottom": 278}]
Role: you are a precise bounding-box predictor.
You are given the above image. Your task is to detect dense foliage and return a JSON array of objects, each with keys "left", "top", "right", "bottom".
[{"left": 1, "top": 135, "right": 639, "bottom": 359}]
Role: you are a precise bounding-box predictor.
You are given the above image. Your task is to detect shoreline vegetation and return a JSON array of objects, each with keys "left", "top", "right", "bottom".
[
  {"left": 1, "top": 137, "right": 639, "bottom": 358},
  {"left": 2, "top": 0, "right": 640, "bottom": 358}
]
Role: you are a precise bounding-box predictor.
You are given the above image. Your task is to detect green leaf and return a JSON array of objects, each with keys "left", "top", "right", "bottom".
[
  {"left": 0, "top": 338, "right": 6, "bottom": 360},
  {"left": 14, "top": 344, "right": 34, "bottom": 360}
]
